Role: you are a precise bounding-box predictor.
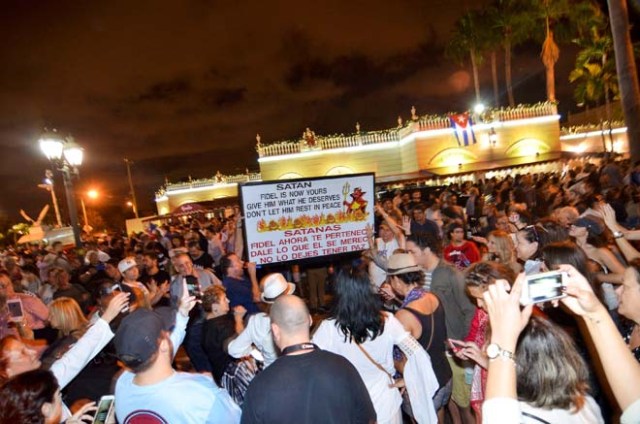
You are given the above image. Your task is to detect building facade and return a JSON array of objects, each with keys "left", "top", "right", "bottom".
[{"left": 155, "top": 102, "right": 629, "bottom": 215}]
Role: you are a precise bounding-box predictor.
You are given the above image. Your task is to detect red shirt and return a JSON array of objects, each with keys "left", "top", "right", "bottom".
[{"left": 443, "top": 241, "right": 480, "bottom": 270}]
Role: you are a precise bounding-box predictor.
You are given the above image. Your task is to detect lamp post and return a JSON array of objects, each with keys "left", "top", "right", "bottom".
[{"left": 39, "top": 130, "right": 84, "bottom": 247}]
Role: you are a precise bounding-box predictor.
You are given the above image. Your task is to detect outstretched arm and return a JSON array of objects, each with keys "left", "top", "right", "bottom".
[{"left": 558, "top": 264, "right": 640, "bottom": 412}]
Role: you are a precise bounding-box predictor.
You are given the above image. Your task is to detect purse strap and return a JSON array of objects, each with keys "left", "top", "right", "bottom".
[
  {"left": 356, "top": 342, "right": 394, "bottom": 385},
  {"left": 522, "top": 411, "right": 552, "bottom": 424}
]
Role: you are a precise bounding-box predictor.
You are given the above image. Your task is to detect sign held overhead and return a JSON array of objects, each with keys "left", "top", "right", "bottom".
[{"left": 240, "top": 173, "right": 375, "bottom": 264}]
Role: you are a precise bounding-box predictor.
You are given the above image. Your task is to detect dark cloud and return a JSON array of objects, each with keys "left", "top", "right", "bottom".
[
  {"left": 137, "top": 78, "right": 193, "bottom": 103},
  {"left": 0, "top": 0, "right": 588, "bottom": 223}
]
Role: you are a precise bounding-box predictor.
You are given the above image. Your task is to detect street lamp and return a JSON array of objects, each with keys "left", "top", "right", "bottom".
[{"left": 39, "top": 129, "right": 84, "bottom": 247}]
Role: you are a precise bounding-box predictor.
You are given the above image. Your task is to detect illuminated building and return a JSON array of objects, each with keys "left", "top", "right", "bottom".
[{"left": 154, "top": 102, "right": 629, "bottom": 215}]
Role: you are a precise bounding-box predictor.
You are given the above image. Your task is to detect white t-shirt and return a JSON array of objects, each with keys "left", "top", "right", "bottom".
[
  {"left": 483, "top": 396, "right": 604, "bottom": 424},
  {"left": 312, "top": 313, "right": 408, "bottom": 424},
  {"left": 227, "top": 312, "right": 278, "bottom": 367}
]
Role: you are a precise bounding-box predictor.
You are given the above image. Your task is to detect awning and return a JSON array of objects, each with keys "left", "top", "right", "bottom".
[{"left": 143, "top": 198, "right": 239, "bottom": 222}]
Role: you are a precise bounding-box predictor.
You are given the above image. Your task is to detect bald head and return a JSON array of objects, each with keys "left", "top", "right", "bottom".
[{"left": 270, "top": 295, "right": 311, "bottom": 338}]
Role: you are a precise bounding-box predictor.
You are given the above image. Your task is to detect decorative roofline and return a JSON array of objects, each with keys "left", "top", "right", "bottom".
[
  {"left": 156, "top": 171, "right": 262, "bottom": 198},
  {"left": 256, "top": 102, "right": 558, "bottom": 157}
]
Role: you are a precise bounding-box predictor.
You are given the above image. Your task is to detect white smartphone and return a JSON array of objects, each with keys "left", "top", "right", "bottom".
[
  {"left": 92, "top": 395, "right": 115, "bottom": 424},
  {"left": 520, "top": 270, "right": 567, "bottom": 305},
  {"left": 6, "top": 298, "right": 24, "bottom": 322}
]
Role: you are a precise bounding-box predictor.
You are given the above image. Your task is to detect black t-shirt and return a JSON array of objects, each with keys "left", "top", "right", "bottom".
[
  {"left": 201, "top": 315, "right": 235, "bottom": 384},
  {"left": 241, "top": 349, "right": 376, "bottom": 424},
  {"left": 191, "top": 253, "right": 214, "bottom": 271}
]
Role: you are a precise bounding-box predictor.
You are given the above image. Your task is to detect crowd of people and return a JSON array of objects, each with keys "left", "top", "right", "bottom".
[{"left": 0, "top": 157, "right": 640, "bottom": 423}]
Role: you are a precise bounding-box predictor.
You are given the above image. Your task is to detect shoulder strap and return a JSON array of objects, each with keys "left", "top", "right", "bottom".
[
  {"left": 522, "top": 411, "right": 552, "bottom": 424},
  {"left": 403, "top": 299, "right": 436, "bottom": 351},
  {"left": 356, "top": 342, "right": 394, "bottom": 385}
]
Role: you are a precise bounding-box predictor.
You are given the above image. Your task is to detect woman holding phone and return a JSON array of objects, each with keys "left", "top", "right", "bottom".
[{"left": 0, "top": 369, "right": 98, "bottom": 424}]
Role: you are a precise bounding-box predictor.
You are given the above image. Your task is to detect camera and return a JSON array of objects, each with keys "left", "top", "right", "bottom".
[
  {"left": 185, "top": 275, "right": 202, "bottom": 299},
  {"left": 520, "top": 270, "right": 567, "bottom": 305}
]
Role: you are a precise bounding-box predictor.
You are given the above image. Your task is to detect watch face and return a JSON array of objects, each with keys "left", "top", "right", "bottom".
[{"left": 486, "top": 343, "right": 500, "bottom": 359}]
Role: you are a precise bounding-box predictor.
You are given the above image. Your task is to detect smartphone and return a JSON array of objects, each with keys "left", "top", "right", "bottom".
[
  {"left": 92, "top": 395, "right": 115, "bottom": 424},
  {"left": 185, "top": 276, "right": 202, "bottom": 299},
  {"left": 111, "top": 284, "right": 130, "bottom": 313},
  {"left": 520, "top": 270, "right": 567, "bottom": 305},
  {"left": 6, "top": 298, "right": 24, "bottom": 322},
  {"left": 447, "top": 339, "right": 465, "bottom": 353}
]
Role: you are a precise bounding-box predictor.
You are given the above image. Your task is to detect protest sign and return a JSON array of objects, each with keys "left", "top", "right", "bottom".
[{"left": 240, "top": 173, "right": 375, "bottom": 264}]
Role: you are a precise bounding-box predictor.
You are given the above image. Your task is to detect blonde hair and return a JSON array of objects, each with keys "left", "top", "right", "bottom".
[
  {"left": 488, "top": 230, "right": 516, "bottom": 264},
  {"left": 48, "top": 297, "right": 88, "bottom": 336}
]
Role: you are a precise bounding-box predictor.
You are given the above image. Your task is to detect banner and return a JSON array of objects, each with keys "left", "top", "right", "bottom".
[{"left": 240, "top": 173, "right": 375, "bottom": 264}]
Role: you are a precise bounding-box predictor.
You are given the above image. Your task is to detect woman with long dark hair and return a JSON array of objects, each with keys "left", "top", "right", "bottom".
[
  {"left": 0, "top": 369, "right": 97, "bottom": 424},
  {"left": 312, "top": 268, "right": 439, "bottom": 424}
]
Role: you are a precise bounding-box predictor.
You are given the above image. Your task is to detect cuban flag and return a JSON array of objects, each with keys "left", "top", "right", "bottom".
[{"left": 450, "top": 112, "right": 477, "bottom": 147}]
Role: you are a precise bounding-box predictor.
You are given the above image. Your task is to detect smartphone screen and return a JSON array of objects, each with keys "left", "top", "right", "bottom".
[
  {"left": 524, "top": 272, "right": 566, "bottom": 304},
  {"left": 185, "top": 276, "right": 201, "bottom": 299},
  {"left": 92, "top": 396, "right": 114, "bottom": 424},
  {"left": 6, "top": 299, "right": 24, "bottom": 322}
]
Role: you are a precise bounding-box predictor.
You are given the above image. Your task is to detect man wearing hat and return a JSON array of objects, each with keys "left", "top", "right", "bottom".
[
  {"left": 114, "top": 279, "right": 241, "bottom": 423},
  {"left": 118, "top": 256, "right": 151, "bottom": 301},
  {"left": 228, "top": 273, "right": 295, "bottom": 368},
  {"left": 241, "top": 295, "right": 375, "bottom": 424}
]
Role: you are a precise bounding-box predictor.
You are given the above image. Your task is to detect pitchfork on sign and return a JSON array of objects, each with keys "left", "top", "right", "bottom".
[{"left": 342, "top": 182, "right": 351, "bottom": 206}]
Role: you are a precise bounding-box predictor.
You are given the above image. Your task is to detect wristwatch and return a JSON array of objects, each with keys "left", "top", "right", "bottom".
[
  {"left": 613, "top": 231, "right": 624, "bottom": 239},
  {"left": 486, "top": 343, "right": 515, "bottom": 361}
]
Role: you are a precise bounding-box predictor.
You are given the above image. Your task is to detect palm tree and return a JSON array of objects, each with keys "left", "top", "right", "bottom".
[
  {"left": 447, "top": 10, "right": 485, "bottom": 105},
  {"left": 607, "top": 0, "right": 640, "bottom": 162},
  {"left": 536, "top": 0, "right": 570, "bottom": 103},
  {"left": 570, "top": 27, "right": 619, "bottom": 150},
  {"left": 480, "top": 7, "right": 504, "bottom": 107},
  {"left": 492, "top": 0, "right": 537, "bottom": 106}
]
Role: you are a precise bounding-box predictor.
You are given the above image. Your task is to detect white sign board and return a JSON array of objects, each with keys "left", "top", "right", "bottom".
[{"left": 240, "top": 173, "right": 375, "bottom": 264}]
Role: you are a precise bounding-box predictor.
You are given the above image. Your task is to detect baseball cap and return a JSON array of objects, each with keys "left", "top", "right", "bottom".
[
  {"left": 114, "top": 307, "right": 176, "bottom": 368},
  {"left": 261, "top": 273, "right": 296, "bottom": 303},
  {"left": 118, "top": 257, "right": 137, "bottom": 274},
  {"left": 386, "top": 253, "right": 422, "bottom": 275},
  {"left": 573, "top": 216, "right": 605, "bottom": 236}
]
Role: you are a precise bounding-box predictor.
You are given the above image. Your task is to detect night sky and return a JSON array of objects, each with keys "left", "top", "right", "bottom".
[{"left": 0, "top": 0, "right": 593, "bottom": 225}]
